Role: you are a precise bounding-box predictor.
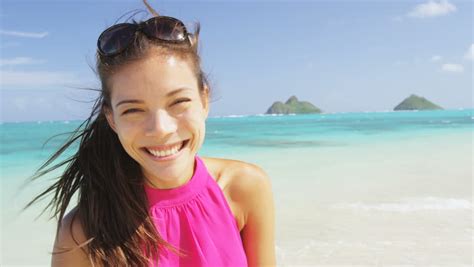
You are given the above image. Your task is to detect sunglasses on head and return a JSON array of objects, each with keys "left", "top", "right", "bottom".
[{"left": 97, "top": 16, "right": 191, "bottom": 57}]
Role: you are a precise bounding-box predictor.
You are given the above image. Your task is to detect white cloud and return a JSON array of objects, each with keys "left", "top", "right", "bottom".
[
  {"left": 441, "top": 63, "right": 464, "bottom": 73},
  {"left": 408, "top": 0, "right": 457, "bottom": 18},
  {"left": 431, "top": 55, "right": 442, "bottom": 62},
  {"left": 0, "top": 57, "right": 45, "bottom": 66},
  {"left": 0, "top": 70, "right": 82, "bottom": 88},
  {"left": 465, "top": 44, "right": 474, "bottom": 61},
  {"left": 0, "top": 30, "right": 49, "bottom": 38}
]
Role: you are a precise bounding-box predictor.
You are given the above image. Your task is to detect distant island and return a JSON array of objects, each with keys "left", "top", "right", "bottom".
[
  {"left": 266, "top": 96, "right": 322, "bottom": 114},
  {"left": 394, "top": 94, "right": 443, "bottom": 111}
]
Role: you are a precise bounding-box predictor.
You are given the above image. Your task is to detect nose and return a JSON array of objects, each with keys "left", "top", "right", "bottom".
[{"left": 144, "top": 109, "right": 178, "bottom": 137}]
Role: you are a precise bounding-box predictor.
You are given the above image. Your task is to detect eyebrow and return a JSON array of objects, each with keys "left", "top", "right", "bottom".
[{"left": 115, "top": 87, "right": 192, "bottom": 108}]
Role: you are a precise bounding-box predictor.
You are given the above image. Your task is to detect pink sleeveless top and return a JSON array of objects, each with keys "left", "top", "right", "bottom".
[{"left": 144, "top": 155, "right": 248, "bottom": 267}]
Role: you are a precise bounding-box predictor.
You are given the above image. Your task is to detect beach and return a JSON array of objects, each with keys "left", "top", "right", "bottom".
[
  {"left": 1, "top": 110, "right": 472, "bottom": 266},
  {"left": 257, "top": 131, "right": 472, "bottom": 266}
]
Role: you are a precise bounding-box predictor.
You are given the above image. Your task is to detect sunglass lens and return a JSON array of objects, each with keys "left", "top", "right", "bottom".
[
  {"left": 98, "top": 24, "right": 136, "bottom": 55},
  {"left": 144, "top": 17, "right": 187, "bottom": 42}
]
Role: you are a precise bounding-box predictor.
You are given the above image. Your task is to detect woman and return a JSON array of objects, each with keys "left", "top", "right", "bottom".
[{"left": 26, "top": 1, "right": 276, "bottom": 266}]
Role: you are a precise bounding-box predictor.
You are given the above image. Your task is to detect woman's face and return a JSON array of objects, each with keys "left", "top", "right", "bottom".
[{"left": 105, "top": 54, "right": 208, "bottom": 189}]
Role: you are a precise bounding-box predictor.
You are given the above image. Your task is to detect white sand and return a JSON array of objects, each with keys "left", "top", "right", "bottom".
[{"left": 243, "top": 131, "right": 472, "bottom": 266}]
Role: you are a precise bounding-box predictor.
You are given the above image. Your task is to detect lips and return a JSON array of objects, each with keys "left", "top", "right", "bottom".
[
  {"left": 142, "top": 139, "right": 190, "bottom": 158},
  {"left": 145, "top": 140, "right": 187, "bottom": 151}
]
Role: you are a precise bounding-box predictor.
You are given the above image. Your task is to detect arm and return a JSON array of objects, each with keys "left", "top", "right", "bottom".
[
  {"left": 51, "top": 207, "right": 93, "bottom": 267},
  {"left": 239, "top": 164, "right": 277, "bottom": 267}
]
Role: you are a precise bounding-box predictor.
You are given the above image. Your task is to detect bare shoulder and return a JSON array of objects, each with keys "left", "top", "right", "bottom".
[
  {"left": 224, "top": 159, "right": 271, "bottom": 197},
  {"left": 201, "top": 156, "right": 270, "bottom": 187},
  {"left": 51, "top": 206, "right": 93, "bottom": 267},
  {"left": 198, "top": 156, "right": 276, "bottom": 264},
  {"left": 206, "top": 157, "right": 276, "bottom": 265},
  {"left": 201, "top": 156, "right": 272, "bottom": 216}
]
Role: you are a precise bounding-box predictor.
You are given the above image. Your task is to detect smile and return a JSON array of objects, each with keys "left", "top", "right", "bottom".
[{"left": 143, "top": 139, "right": 189, "bottom": 161}]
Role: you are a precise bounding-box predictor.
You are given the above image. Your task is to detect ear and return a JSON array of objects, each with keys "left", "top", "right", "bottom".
[{"left": 104, "top": 107, "right": 118, "bottom": 133}]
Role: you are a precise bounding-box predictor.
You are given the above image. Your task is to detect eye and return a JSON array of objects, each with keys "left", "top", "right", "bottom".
[
  {"left": 173, "top": 98, "right": 191, "bottom": 105},
  {"left": 122, "top": 108, "right": 142, "bottom": 115}
]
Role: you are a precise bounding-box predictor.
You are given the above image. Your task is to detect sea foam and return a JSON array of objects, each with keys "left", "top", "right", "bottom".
[{"left": 331, "top": 197, "right": 472, "bottom": 212}]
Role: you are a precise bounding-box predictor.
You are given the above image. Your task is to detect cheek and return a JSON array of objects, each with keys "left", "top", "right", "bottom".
[
  {"left": 181, "top": 109, "right": 206, "bottom": 131},
  {"left": 114, "top": 120, "right": 141, "bottom": 148},
  {"left": 181, "top": 110, "right": 207, "bottom": 147}
]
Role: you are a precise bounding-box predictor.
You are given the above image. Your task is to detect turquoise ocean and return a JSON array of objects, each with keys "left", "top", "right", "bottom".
[{"left": 1, "top": 109, "right": 473, "bottom": 266}]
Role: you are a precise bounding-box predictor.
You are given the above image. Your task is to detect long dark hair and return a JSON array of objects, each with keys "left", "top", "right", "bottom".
[{"left": 23, "top": 1, "right": 211, "bottom": 265}]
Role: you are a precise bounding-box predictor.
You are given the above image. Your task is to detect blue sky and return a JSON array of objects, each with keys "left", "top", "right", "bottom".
[{"left": 1, "top": 0, "right": 472, "bottom": 122}]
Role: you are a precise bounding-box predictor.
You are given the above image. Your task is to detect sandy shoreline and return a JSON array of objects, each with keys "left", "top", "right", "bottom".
[{"left": 261, "top": 131, "right": 472, "bottom": 266}]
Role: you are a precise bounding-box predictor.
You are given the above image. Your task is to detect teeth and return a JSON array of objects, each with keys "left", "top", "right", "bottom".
[{"left": 147, "top": 141, "right": 184, "bottom": 158}]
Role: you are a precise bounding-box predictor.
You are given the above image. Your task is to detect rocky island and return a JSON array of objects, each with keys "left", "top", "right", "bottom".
[
  {"left": 394, "top": 94, "right": 443, "bottom": 111},
  {"left": 266, "top": 96, "right": 322, "bottom": 114}
]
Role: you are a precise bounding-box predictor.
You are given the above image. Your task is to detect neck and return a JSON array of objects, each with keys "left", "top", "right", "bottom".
[{"left": 143, "top": 160, "right": 195, "bottom": 189}]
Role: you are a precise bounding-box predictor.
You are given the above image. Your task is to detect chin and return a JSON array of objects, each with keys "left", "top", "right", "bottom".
[{"left": 142, "top": 152, "right": 193, "bottom": 177}]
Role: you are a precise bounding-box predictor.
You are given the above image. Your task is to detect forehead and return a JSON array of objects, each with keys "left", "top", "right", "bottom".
[{"left": 108, "top": 55, "right": 198, "bottom": 102}]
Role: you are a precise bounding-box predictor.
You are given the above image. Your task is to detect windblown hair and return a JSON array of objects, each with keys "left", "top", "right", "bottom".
[{"left": 23, "top": 0, "right": 211, "bottom": 265}]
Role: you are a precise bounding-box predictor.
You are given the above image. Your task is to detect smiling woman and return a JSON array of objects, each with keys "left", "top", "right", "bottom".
[
  {"left": 23, "top": 0, "right": 276, "bottom": 266},
  {"left": 104, "top": 55, "right": 208, "bottom": 190}
]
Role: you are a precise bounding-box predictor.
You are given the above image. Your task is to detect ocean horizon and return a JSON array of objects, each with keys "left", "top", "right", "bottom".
[{"left": 2, "top": 107, "right": 473, "bottom": 123}]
